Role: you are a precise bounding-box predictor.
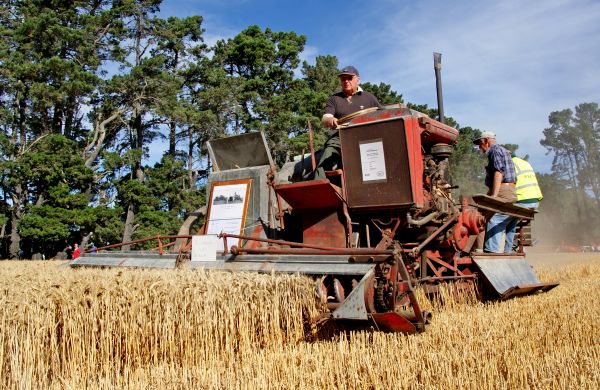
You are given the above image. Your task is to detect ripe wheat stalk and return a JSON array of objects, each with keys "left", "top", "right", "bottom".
[{"left": 0, "top": 255, "right": 598, "bottom": 389}]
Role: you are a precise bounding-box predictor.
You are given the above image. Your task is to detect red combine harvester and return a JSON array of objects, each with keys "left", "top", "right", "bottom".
[{"left": 71, "top": 56, "right": 558, "bottom": 333}]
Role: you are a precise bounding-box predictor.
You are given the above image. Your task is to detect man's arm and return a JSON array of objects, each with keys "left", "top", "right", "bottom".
[
  {"left": 488, "top": 171, "right": 503, "bottom": 197},
  {"left": 321, "top": 113, "right": 338, "bottom": 129},
  {"left": 321, "top": 94, "right": 338, "bottom": 129}
]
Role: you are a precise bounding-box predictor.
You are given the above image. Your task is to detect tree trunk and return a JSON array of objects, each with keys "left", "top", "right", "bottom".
[
  {"left": 188, "top": 126, "right": 194, "bottom": 188},
  {"left": 169, "top": 120, "right": 176, "bottom": 156},
  {"left": 172, "top": 206, "right": 206, "bottom": 252},
  {"left": 84, "top": 110, "right": 123, "bottom": 168},
  {"left": 8, "top": 186, "right": 23, "bottom": 259},
  {"left": 121, "top": 203, "right": 136, "bottom": 251},
  {"left": 121, "top": 107, "right": 145, "bottom": 251}
]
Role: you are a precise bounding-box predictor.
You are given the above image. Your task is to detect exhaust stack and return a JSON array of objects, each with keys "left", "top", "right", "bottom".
[{"left": 433, "top": 52, "right": 445, "bottom": 124}]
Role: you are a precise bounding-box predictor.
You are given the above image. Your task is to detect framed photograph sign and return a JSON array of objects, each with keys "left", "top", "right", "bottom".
[{"left": 204, "top": 179, "right": 252, "bottom": 250}]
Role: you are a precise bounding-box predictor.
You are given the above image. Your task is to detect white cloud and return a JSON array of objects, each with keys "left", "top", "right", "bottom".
[
  {"left": 341, "top": 0, "right": 600, "bottom": 172},
  {"left": 159, "top": 0, "right": 600, "bottom": 173}
]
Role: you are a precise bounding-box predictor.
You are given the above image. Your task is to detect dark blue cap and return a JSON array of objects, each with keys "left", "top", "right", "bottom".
[{"left": 339, "top": 66, "right": 359, "bottom": 77}]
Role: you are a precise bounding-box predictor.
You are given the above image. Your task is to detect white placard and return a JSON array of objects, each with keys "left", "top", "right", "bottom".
[
  {"left": 205, "top": 181, "right": 251, "bottom": 248},
  {"left": 191, "top": 235, "right": 218, "bottom": 262},
  {"left": 359, "top": 140, "right": 387, "bottom": 182}
]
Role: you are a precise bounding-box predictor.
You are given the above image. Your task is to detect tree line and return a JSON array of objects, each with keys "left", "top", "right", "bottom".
[{"left": 0, "top": 1, "right": 598, "bottom": 259}]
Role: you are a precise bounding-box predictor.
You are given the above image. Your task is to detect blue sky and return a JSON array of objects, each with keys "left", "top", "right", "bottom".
[{"left": 159, "top": 0, "right": 600, "bottom": 173}]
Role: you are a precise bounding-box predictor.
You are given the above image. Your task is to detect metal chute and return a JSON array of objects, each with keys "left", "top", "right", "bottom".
[{"left": 473, "top": 254, "right": 558, "bottom": 300}]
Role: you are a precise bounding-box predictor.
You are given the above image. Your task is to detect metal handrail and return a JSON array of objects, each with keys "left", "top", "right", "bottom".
[{"left": 84, "top": 234, "right": 192, "bottom": 255}]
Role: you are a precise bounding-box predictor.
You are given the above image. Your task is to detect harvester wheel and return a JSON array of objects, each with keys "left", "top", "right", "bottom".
[
  {"left": 373, "top": 264, "right": 394, "bottom": 311},
  {"left": 375, "top": 283, "right": 389, "bottom": 311}
]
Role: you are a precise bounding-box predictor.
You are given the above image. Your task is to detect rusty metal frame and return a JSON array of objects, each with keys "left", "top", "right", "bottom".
[
  {"left": 410, "top": 213, "right": 460, "bottom": 256},
  {"left": 85, "top": 235, "right": 192, "bottom": 255},
  {"left": 219, "top": 232, "right": 393, "bottom": 256},
  {"left": 424, "top": 250, "right": 466, "bottom": 278}
]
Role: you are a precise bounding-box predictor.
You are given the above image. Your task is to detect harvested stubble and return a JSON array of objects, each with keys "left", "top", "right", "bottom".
[{"left": 1, "top": 255, "right": 599, "bottom": 389}]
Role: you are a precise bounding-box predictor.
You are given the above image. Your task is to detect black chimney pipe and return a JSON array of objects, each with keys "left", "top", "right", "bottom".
[{"left": 433, "top": 52, "right": 445, "bottom": 124}]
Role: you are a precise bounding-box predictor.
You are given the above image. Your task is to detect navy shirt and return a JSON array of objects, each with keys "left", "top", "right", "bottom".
[{"left": 485, "top": 144, "right": 516, "bottom": 188}]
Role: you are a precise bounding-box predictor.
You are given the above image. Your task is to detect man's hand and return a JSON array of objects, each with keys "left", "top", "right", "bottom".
[
  {"left": 321, "top": 114, "right": 338, "bottom": 129},
  {"left": 330, "top": 117, "right": 339, "bottom": 129}
]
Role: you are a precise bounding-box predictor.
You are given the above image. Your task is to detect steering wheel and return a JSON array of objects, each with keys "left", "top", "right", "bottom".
[{"left": 337, "top": 107, "right": 379, "bottom": 126}]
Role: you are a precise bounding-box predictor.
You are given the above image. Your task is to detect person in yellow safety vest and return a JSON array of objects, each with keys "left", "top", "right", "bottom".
[{"left": 504, "top": 153, "right": 543, "bottom": 252}]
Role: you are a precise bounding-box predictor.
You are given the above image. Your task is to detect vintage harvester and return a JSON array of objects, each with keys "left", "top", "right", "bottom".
[
  {"left": 71, "top": 104, "right": 558, "bottom": 333},
  {"left": 72, "top": 55, "right": 557, "bottom": 333}
]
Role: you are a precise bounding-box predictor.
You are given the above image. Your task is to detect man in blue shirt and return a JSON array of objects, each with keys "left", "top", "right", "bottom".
[{"left": 473, "top": 131, "right": 517, "bottom": 253}]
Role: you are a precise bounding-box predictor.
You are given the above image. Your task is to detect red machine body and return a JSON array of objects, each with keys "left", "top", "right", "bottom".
[
  {"left": 257, "top": 105, "right": 557, "bottom": 332},
  {"left": 273, "top": 106, "right": 465, "bottom": 252},
  {"left": 71, "top": 105, "right": 558, "bottom": 334}
]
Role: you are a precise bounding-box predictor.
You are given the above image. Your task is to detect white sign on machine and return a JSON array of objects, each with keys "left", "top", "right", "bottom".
[
  {"left": 203, "top": 180, "right": 252, "bottom": 252},
  {"left": 206, "top": 183, "right": 248, "bottom": 237},
  {"left": 359, "top": 139, "right": 387, "bottom": 182},
  {"left": 191, "top": 235, "right": 219, "bottom": 262}
]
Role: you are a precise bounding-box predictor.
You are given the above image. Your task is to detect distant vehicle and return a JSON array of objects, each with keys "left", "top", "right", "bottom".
[{"left": 580, "top": 245, "right": 599, "bottom": 252}]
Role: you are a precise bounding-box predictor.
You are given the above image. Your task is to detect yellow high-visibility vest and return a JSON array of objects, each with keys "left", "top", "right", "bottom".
[{"left": 512, "top": 157, "right": 543, "bottom": 201}]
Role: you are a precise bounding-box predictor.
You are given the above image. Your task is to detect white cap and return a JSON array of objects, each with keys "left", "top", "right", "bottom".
[{"left": 473, "top": 131, "right": 496, "bottom": 144}]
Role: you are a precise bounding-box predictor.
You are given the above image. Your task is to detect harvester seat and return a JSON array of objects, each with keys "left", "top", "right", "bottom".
[{"left": 273, "top": 179, "right": 344, "bottom": 211}]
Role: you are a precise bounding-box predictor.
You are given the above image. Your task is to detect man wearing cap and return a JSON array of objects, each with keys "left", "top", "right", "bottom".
[
  {"left": 314, "top": 66, "right": 381, "bottom": 180},
  {"left": 473, "top": 131, "right": 517, "bottom": 253}
]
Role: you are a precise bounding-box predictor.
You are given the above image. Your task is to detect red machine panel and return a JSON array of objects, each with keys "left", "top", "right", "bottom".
[
  {"left": 274, "top": 179, "right": 347, "bottom": 248},
  {"left": 274, "top": 180, "right": 343, "bottom": 210},
  {"left": 302, "top": 210, "right": 346, "bottom": 248},
  {"left": 339, "top": 116, "right": 424, "bottom": 209}
]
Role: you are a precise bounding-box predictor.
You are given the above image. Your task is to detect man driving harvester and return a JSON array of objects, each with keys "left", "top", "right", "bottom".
[{"left": 314, "top": 66, "right": 381, "bottom": 180}]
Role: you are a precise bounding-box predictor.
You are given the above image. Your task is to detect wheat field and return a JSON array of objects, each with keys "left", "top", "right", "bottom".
[{"left": 1, "top": 253, "right": 599, "bottom": 389}]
